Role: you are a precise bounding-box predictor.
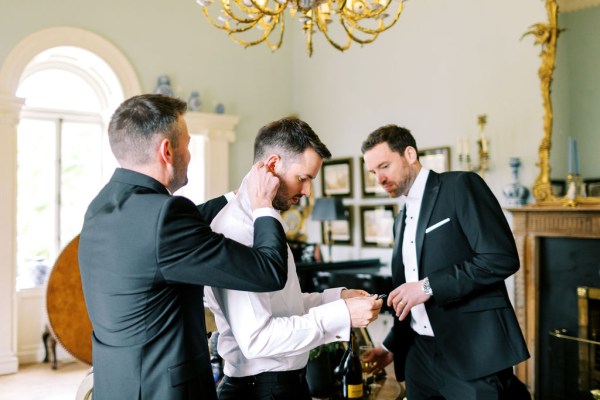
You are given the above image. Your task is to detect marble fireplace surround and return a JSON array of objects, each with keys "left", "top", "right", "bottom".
[{"left": 508, "top": 206, "right": 600, "bottom": 398}]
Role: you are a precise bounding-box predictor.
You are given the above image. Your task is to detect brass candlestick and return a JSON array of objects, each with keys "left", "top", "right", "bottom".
[{"left": 459, "top": 114, "right": 490, "bottom": 176}]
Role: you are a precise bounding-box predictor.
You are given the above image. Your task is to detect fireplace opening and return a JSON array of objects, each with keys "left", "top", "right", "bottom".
[{"left": 540, "top": 237, "right": 600, "bottom": 400}]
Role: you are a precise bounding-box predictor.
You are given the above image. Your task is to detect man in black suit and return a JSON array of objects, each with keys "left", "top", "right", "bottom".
[
  {"left": 361, "top": 125, "right": 529, "bottom": 399},
  {"left": 78, "top": 94, "right": 289, "bottom": 400}
]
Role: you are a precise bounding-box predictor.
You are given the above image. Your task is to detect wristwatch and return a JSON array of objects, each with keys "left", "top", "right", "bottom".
[{"left": 422, "top": 277, "right": 433, "bottom": 296}]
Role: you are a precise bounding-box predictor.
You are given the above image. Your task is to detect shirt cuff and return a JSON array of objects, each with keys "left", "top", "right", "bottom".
[{"left": 322, "top": 287, "right": 345, "bottom": 303}]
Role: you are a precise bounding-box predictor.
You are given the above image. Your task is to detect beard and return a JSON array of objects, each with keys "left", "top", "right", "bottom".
[
  {"left": 170, "top": 153, "right": 188, "bottom": 193},
  {"left": 272, "top": 181, "right": 301, "bottom": 211}
]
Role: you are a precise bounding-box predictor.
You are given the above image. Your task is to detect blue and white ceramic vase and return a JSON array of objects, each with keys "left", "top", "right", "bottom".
[
  {"left": 503, "top": 157, "right": 530, "bottom": 206},
  {"left": 188, "top": 91, "right": 202, "bottom": 112},
  {"left": 154, "top": 75, "right": 174, "bottom": 96}
]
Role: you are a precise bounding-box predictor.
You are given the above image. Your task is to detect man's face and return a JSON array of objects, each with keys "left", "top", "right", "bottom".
[
  {"left": 272, "top": 147, "right": 322, "bottom": 211},
  {"left": 363, "top": 142, "right": 415, "bottom": 198},
  {"left": 170, "top": 116, "right": 191, "bottom": 192}
]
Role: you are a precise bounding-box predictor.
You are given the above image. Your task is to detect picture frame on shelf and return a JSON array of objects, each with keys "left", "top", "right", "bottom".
[
  {"left": 359, "top": 204, "right": 397, "bottom": 248},
  {"left": 321, "top": 158, "right": 353, "bottom": 197},
  {"left": 360, "top": 157, "right": 387, "bottom": 198},
  {"left": 320, "top": 206, "right": 353, "bottom": 246},
  {"left": 585, "top": 178, "right": 600, "bottom": 197},
  {"left": 550, "top": 179, "right": 566, "bottom": 197},
  {"left": 418, "top": 146, "right": 451, "bottom": 173}
]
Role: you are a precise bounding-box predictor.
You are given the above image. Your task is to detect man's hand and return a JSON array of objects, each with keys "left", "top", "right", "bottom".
[
  {"left": 340, "top": 289, "right": 370, "bottom": 299},
  {"left": 361, "top": 346, "right": 393, "bottom": 375},
  {"left": 387, "top": 280, "right": 431, "bottom": 321},
  {"left": 247, "top": 161, "right": 280, "bottom": 211},
  {"left": 344, "top": 296, "right": 383, "bottom": 327}
]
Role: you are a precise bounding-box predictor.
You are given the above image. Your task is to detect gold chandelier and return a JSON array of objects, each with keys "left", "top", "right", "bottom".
[{"left": 197, "top": 0, "right": 405, "bottom": 56}]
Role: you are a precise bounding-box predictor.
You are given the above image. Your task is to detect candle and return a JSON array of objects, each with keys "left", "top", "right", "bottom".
[
  {"left": 480, "top": 132, "right": 488, "bottom": 153},
  {"left": 568, "top": 137, "right": 574, "bottom": 174},
  {"left": 573, "top": 138, "right": 580, "bottom": 175},
  {"left": 457, "top": 138, "right": 463, "bottom": 157},
  {"left": 463, "top": 137, "right": 469, "bottom": 157}
]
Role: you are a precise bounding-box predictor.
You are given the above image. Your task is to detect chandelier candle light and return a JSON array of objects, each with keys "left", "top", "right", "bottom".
[{"left": 197, "top": 0, "right": 405, "bottom": 56}]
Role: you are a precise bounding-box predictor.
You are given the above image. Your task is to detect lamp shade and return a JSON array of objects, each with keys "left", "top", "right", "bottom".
[{"left": 311, "top": 197, "right": 346, "bottom": 221}]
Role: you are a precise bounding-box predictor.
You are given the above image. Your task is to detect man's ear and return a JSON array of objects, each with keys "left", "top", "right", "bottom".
[
  {"left": 404, "top": 146, "right": 419, "bottom": 164},
  {"left": 265, "top": 154, "right": 281, "bottom": 174},
  {"left": 158, "top": 138, "right": 174, "bottom": 166}
]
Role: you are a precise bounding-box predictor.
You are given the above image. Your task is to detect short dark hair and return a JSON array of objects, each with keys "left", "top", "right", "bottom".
[
  {"left": 253, "top": 117, "right": 331, "bottom": 163},
  {"left": 108, "top": 94, "right": 187, "bottom": 165},
  {"left": 361, "top": 124, "right": 418, "bottom": 156}
]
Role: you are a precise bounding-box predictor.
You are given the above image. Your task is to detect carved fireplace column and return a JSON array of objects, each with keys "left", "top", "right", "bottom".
[{"left": 508, "top": 206, "right": 600, "bottom": 398}]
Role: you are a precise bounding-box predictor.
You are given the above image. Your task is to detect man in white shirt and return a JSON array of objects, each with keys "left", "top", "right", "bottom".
[{"left": 205, "top": 117, "right": 383, "bottom": 400}]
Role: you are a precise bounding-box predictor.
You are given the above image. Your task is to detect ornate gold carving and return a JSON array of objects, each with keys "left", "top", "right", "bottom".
[{"left": 525, "top": 0, "right": 600, "bottom": 207}]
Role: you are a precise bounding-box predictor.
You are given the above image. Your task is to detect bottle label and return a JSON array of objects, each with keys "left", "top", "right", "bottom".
[{"left": 347, "top": 384, "right": 363, "bottom": 398}]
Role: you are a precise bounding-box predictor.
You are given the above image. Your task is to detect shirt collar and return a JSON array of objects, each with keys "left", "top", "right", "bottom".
[{"left": 406, "top": 168, "right": 430, "bottom": 203}]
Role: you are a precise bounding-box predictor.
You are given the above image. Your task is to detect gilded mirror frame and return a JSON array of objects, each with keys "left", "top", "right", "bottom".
[{"left": 528, "top": 0, "right": 600, "bottom": 206}]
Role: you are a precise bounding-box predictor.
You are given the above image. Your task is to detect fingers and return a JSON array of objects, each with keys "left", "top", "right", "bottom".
[
  {"left": 247, "top": 162, "right": 280, "bottom": 210},
  {"left": 345, "top": 296, "right": 382, "bottom": 328},
  {"left": 362, "top": 347, "right": 393, "bottom": 374},
  {"left": 340, "top": 289, "right": 370, "bottom": 299}
]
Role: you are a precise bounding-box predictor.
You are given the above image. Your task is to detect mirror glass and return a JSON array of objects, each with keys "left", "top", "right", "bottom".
[{"left": 551, "top": 6, "right": 600, "bottom": 196}]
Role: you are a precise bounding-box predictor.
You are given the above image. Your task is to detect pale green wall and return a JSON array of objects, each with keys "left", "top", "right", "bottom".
[
  {"left": 0, "top": 0, "right": 294, "bottom": 187},
  {"left": 289, "top": 0, "right": 546, "bottom": 258},
  {"left": 1, "top": 0, "right": 550, "bottom": 258},
  {"left": 554, "top": 7, "right": 600, "bottom": 180}
]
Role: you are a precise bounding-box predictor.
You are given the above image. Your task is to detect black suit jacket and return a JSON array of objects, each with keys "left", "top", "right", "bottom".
[
  {"left": 78, "top": 168, "right": 288, "bottom": 400},
  {"left": 383, "top": 170, "right": 529, "bottom": 381}
]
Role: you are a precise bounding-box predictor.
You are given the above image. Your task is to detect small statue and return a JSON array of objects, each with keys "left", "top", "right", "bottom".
[
  {"left": 188, "top": 91, "right": 202, "bottom": 112},
  {"left": 154, "top": 75, "right": 174, "bottom": 96},
  {"left": 214, "top": 102, "right": 225, "bottom": 114}
]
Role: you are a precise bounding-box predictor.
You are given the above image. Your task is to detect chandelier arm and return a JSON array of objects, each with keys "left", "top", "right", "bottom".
[
  {"left": 314, "top": 11, "right": 352, "bottom": 52},
  {"left": 246, "top": 0, "right": 288, "bottom": 16},
  {"left": 222, "top": 1, "right": 267, "bottom": 24},
  {"left": 342, "top": 2, "right": 403, "bottom": 36},
  {"left": 228, "top": 20, "right": 279, "bottom": 47},
  {"left": 265, "top": 13, "right": 285, "bottom": 51},
  {"left": 203, "top": 5, "right": 264, "bottom": 32}
]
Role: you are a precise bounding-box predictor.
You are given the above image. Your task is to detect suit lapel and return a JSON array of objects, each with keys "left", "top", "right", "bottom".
[
  {"left": 416, "top": 172, "right": 441, "bottom": 270},
  {"left": 391, "top": 204, "right": 406, "bottom": 283}
]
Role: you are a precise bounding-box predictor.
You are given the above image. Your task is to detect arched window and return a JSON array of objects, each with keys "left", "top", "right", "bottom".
[{"left": 15, "top": 46, "right": 122, "bottom": 289}]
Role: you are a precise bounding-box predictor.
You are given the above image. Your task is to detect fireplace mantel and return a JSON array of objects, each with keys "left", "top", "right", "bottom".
[{"left": 507, "top": 205, "right": 600, "bottom": 397}]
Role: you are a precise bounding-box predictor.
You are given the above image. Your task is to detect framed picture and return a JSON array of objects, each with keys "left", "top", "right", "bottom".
[
  {"left": 418, "top": 146, "right": 451, "bottom": 173},
  {"left": 321, "top": 158, "right": 353, "bottom": 197},
  {"left": 360, "top": 157, "right": 387, "bottom": 198},
  {"left": 359, "top": 204, "right": 397, "bottom": 248},
  {"left": 585, "top": 178, "right": 600, "bottom": 197},
  {"left": 320, "top": 206, "right": 353, "bottom": 246},
  {"left": 550, "top": 179, "right": 566, "bottom": 197}
]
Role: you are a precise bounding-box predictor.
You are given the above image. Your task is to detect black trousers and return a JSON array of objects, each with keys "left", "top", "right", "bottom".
[
  {"left": 217, "top": 368, "right": 311, "bottom": 400},
  {"left": 405, "top": 334, "right": 513, "bottom": 400}
]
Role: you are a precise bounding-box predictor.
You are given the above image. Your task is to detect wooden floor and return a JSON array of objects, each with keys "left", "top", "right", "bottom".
[
  {"left": 0, "top": 361, "right": 90, "bottom": 400},
  {"left": 0, "top": 360, "right": 404, "bottom": 400}
]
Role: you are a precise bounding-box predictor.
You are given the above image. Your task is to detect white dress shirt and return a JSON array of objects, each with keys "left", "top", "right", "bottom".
[
  {"left": 402, "top": 168, "right": 435, "bottom": 337},
  {"left": 205, "top": 175, "right": 351, "bottom": 378}
]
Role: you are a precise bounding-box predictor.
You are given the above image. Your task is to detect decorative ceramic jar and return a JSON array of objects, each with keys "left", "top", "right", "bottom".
[{"left": 503, "top": 157, "right": 530, "bottom": 206}]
